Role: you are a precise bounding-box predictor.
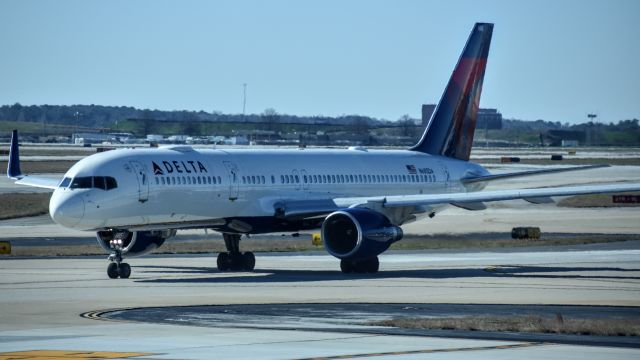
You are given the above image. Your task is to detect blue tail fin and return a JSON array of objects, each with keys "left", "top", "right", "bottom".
[
  {"left": 410, "top": 23, "right": 493, "bottom": 161},
  {"left": 7, "top": 129, "right": 23, "bottom": 179}
]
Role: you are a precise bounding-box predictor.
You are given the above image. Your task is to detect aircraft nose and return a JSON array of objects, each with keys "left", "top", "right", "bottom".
[{"left": 50, "top": 194, "right": 85, "bottom": 228}]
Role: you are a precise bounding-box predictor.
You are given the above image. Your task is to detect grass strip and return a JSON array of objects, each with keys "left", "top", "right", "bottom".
[
  {"left": 371, "top": 315, "right": 640, "bottom": 337},
  {"left": 6, "top": 233, "right": 638, "bottom": 257},
  {"left": 0, "top": 193, "right": 51, "bottom": 220}
]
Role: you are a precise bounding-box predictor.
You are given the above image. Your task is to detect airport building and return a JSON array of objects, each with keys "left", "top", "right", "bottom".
[
  {"left": 422, "top": 104, "right": 503, "bottom": 129},
  {"left": 72, "top": 132, "right": 116, "bottom": 145}
]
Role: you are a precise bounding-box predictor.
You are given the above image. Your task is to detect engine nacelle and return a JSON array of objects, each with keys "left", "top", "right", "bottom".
[
  {"left": 321, "top": 208, "right": 403, "bottom": 260},
  {"left": 96, "top": 229, "right": 176, "bottom": 257}
]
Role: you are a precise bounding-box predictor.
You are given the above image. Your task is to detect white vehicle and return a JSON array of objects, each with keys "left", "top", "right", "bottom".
[{"left": 7, "top": 23, "right": 640, "bottom": 278}]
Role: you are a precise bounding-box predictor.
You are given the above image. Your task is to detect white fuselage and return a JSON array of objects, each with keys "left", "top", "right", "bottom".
[{"left": 49, "top": 146, "right": 489, "bottom": 232}]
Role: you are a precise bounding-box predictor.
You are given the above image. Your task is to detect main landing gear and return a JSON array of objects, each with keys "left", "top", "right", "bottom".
[
  {"left": 107, "top": 233, "right": 131, "bottom": 279},
  {"left": 217, "top": 233, "right": 255, "bottom": 271},
  {"left": 340, "top": 256, "right": 379, "bottom": 274}
]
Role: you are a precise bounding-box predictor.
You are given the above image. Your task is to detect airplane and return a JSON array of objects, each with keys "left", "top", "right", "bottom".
[{"left": 6, "top": 23, "right": 640, "bottom": 279}]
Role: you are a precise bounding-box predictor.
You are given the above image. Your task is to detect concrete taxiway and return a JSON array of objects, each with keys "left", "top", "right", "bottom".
[{"left": 1, "top": 242, "right": 639, "bottom": 359}]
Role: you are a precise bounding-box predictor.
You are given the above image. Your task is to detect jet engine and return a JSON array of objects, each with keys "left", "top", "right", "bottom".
[
  {"left": 321, "top": 208, "right": 403, "bottom": 261},
  {"left": 96, "top": 229, "right": 176, "bottom": 257}
]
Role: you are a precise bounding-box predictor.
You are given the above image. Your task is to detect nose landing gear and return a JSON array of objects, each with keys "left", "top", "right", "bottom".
[
  {"left": 107, "top": 234, "right": 131, "bottom": 279},
  {"left": 217, "top": 233, "right": 255, "bottom": 271}
]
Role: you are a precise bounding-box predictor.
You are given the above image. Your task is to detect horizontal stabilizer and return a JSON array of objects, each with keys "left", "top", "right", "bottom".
[
  {"left": 6, "top": 129, "right": 60, "bottom": 190},
  {"left": 15, "top": 176, "right": 60, "bottom": 190}
]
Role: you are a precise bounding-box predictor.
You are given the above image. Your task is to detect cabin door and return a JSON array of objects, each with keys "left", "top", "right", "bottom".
[
  {"left": 223, "top": 161, "right": 240, "bottom": 201},
  {"left": 300, "top": 169, "right": 310, "bottom": 190},
  {"left": 129, "top": 161, "right": 149, "bottom": 203}
]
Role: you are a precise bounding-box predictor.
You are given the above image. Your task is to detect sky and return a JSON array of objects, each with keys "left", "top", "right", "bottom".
[{"left": 0, "top": 0, "right": 638, "bottom": 124}]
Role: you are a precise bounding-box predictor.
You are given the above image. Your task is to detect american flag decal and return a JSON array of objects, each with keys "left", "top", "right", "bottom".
[{"left": 406, "top": 165, "right": 417, "bottom": 174}]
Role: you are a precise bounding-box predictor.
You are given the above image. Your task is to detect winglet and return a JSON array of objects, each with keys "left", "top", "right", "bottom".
[{"left": 7, "top": 129, "right": 23, "bottom": 179}]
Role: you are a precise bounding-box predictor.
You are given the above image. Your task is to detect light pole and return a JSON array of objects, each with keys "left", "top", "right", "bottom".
[
  {"left": 74, "top": 111, "right": 81, "bottom": 144},
  {"left": 242, "top": 83, "right": 247, "bottom": 122},
  {"left": 587, "top": 113, "right": 597, "bottom": 146}
]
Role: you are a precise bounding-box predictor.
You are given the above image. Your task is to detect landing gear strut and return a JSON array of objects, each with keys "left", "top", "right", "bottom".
[
  {"left": 217, "top": 233, "right": 255, "bottom": 271},
  {"left": 340, "top": 256, "right": 379, "bottom": 274},
  {"left": 107, "top": 232, "right": 131, "bottom": 279}
]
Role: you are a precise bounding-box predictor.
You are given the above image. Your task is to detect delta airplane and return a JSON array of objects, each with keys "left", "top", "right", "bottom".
[{"left": 7, "top": 23, "right": 640, "bottom": 278}]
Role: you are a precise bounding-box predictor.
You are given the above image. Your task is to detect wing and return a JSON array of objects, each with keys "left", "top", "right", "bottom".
[
  {"left": 461, "top": 164, "right": 609, "bottom": 184},
  {"left": 333, "top": 183, "right": 640, "bottom": 209},
  {"left": 6, "top": 130, "right": 61, "bottom": 190},
  {"left": 275, "top": 182, "right": 640, "bottom": 221}
]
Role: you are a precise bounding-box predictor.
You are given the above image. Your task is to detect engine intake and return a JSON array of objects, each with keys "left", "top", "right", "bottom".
[
  {"left": 321, "top": 208, "right": 403, "bottom": 260},
  {"left": 96, "top": 229, "right": 175, "bottom": 257}
]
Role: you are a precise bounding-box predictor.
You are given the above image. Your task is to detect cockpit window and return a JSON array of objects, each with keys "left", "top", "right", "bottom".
[
  {"left": 94, "top": 176, "right": 106, "bottom": 190},
  {"left": 59, "top": 177, "right": 71, "bottom": 188},
  {"left": 105, "top": 176, "right": 118, "bottom": 190},
  {"left": 70, "top": 177, "right": 92, "bottom": 189},
  {"left": 68, "top": 176, "right": 118, "bottom": 190}
]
